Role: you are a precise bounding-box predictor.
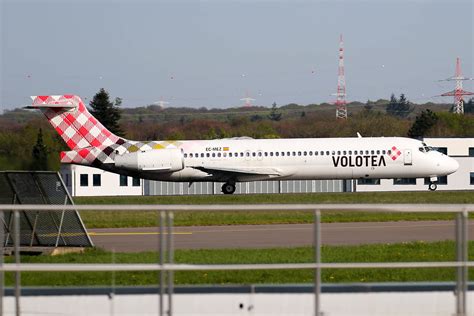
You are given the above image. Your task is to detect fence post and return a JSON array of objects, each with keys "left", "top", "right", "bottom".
[
  {"left": 167, "top": 212, "right": 174, "bottom": 316},
  {"left": 314, "top": 210, "right": 322, "bottom": 316},
  {"left": 455, "top": 211, "right": 468, "bottom": 316},
  {"left": 14, "top": 210, "right": 20, "bottom": 316},
  {"left": 159, "top": 211, "right": 166, "bottom": 316},
  {"left": 0, "top": 210, "right": 4, "bottom": 316},
  {"left": 461, "top": 210, "right": 468, "bottom": 316}
]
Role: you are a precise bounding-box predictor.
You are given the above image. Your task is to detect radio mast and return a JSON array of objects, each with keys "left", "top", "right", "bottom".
[
  {"left": 335, "top": 34, "right": 347, "bottom": 119},
  {"left": 440, "top": 57, "right": 473, "bottom": 114}
]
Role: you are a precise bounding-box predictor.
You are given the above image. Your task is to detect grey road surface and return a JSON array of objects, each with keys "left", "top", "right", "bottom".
[{"left": 88, "top": 220, "right": 474, "bottom": 252}]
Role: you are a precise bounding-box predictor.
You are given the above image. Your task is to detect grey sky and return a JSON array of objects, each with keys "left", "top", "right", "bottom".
[{"left": 1, "top": 0, "right": 472, "bottom": 110}]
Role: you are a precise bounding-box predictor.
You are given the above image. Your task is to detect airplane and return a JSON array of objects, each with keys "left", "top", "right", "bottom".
[{"left": 28, "top": 95, "right": 459, "bottom": 194}]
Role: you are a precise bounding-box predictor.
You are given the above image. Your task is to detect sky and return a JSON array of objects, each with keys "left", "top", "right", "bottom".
[{"left": 1, "top": 0, "right": 473, "bottom": 111}]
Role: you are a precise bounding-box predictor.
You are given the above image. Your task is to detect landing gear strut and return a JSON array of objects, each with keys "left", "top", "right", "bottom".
[
  {"left": 428, "top": 182, "right": 437, "bottom": 191},
  {"left": 222, "top": 182, "right": 236, "bottom": 195}
]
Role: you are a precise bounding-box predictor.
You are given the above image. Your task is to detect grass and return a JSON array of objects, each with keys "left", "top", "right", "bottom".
[
  {"left": 75, "top": 191, "right": 474, "bottom": 228},
  {"left": 5, "top": 241, "right": 474, "bottom": 286}
]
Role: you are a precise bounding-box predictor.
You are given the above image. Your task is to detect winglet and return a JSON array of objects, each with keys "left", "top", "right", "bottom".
[{"left": 357, "top": 132, "right": 362, "bottom": 138}]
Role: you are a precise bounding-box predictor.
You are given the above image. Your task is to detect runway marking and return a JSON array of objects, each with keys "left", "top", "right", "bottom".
[
  {"left": 189, "top": 222, "right": 473, "bottom": 234},
  {"left": 89, "top": 232, "right": 192, "bottom": 236}
]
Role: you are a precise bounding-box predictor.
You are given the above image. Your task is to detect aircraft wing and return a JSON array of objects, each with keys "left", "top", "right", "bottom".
[{"left": 193, "top": 165, "right": 283, "bottom": 176}]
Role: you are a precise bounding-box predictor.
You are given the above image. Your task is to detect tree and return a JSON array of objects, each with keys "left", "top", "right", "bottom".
[
  {"left": 407, "top": 109, "right": 438, "bottom": 139},
  {"left": 89, "top": 88, "right": 124, "bottom": 136},
  {"left": 386, "top": 93, "right": 413, "bottom": 118},
  {"left": 268, "top": 102, "right": 282, "bottom": 121},
  {"left": 364, "top": 99, "right": 374, "bottom": 112},
  {"left": 464, "top": 98, "right": 474, "bottom": 114},
  {"left": 31, "top": 128, "right": 48, "bottom": 170}
]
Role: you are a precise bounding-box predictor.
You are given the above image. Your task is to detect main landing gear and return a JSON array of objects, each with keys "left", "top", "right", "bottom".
[
  {"left": 222, "top": 182, "right": 236, "bottom": 195},
  {"left": 428, "top": 182, "right": 437, "bottom": 191}
]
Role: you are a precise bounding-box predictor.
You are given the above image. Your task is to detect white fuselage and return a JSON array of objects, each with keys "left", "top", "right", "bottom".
[{"left": 111, "top": 137, "right": 459, "bottom": 183}]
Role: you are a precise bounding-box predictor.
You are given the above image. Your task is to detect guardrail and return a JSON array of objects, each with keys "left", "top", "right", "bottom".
[{"left": 0, "top": 204, "right": 472, "bottom": 316}]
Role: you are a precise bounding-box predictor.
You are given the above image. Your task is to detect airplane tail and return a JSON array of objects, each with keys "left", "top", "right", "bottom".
[{"left": 29, "top": 95, "right": 126, "bottom": 166}]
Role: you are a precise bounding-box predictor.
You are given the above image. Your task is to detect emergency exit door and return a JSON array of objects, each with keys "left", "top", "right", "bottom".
[{"left": 404, "top": 149, "right": 412, "bottom": 165}]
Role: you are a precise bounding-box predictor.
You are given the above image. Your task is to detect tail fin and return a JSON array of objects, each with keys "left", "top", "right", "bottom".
[
  {"left": 30, "top": 95, "right": 123, "bottom": 149},
  {"left": 30, "top": 95, "right": 125, "bottom": 166}
]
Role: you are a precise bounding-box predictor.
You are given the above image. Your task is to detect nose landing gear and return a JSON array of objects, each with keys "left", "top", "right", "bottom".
[
  {"left": 428, "top": 182, "right": 437, "bottom": 191},
  {"left": 222, "top": 182, "right": 236, "bottom": 195}
]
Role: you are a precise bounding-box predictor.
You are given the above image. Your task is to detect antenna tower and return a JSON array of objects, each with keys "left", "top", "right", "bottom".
[
  {"left": 156, "top": 96, "right": 169, "bottom": 108},
  {"left": 335, "top": 34, "right": 347, "bottom": 119},
  {"left": 240, "top": 91, "right": 255, "bottom": 107},
  {"left": 440, "top": 57, "right": 473, "bottom": 114}
]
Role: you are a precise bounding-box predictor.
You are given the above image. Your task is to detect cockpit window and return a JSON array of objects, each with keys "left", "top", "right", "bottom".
[{"left": 419, "top": 146, "right": 435, "bottom": 153}]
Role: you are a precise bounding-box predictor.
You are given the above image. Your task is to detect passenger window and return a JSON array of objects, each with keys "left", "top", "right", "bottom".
[
  {"left": 217, "top": 153, "right": 221, "bottom": 157},
  {"left": 348, "top": 150, "right": 352, "bottom": 155},
  {"left": 252, "top": 152, "right": 256, "bottom": 157},
  {"left": 229, "top": 153, "right": 232, "bottom": 157},
  {"left": 315, "top": 151, "right": 318, "bottom": 156},
  {"left": 264, "top": 152, "right": 268, "bottom": 157},
  {"left": 246, "top": 152, "right": 250, "bottom": 157},
  {"left": 206, "top": 153, "right": 210, "bottom": 157},
  {"left": 276, "top": 152, "right": 279, "bottom": 157},
  {"left": 343, "top": 151, "right": 346, "bottom": 155},
  {"left": 298, "top": 152, "right": 302, "bottom": 156},
  {"left": 304, "top": 151, "right": 307, "bottom": 156},
  {"left": 212, "top": 153, "right": 216, "bottom": 157},
  {"left": 287, "top": 152, "right": 290, "bottom": 156},
  {"left": 382, "top": 150, "right": 386, "bottom": 154},
  {"left": 184, "top": 153, "right": 188, "bottom": 158},
  {"left": 258, "top": 152, "right": 262, "bottom": 157},
  {"left": 201, "top": 153, "right": 204, "bottom": 158},
  {"left": 371, "top": 150, "right": 375, "bottom": 155},
  {"left": 292, "top": 152, "right": 296, "bottom": 156},
  {"left": 240, "top": 152, "right": 244, "bottom": 157},
  {"left": 332, "top": 151, "right": 335, "bottom": 155},
  {"left": 376, "top": 150, "right": 380, "bottom": 155},
  {"left": 190, "top": 153, "right": 193, "bottom": 158},
  {"left": 388, "top": 150, "right": 391, "bottom": 155},
  {"left": 337, "top": 151, "right": 341, "bottom": 155},
  {"left": 270, "top": 152, "right": 274, "bottom": 157},
  {"left": 309, "top": 151, "right": 313, "bottom": 156},
  {"left": 365, "top": 150, "right": 369, "bottom": 155}
]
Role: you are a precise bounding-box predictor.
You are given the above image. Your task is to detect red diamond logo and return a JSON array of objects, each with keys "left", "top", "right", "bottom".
[{"left": 389, "top": 146, "right": 402, "bottom": 160}]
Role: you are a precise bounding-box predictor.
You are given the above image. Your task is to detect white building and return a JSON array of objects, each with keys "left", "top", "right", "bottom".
[
  {"left": 60, "top": 165, "right": 144, "bottom": 197},
  {"left": 60, "top": 138, "right": 473, "bottom": 197},
  {"left": 356, "top": 138, "right": 474, "bottom": 192}
]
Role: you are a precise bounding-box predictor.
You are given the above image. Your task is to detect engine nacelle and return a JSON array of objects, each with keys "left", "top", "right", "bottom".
[{"left": 115, "top": 148, "right": 184, "bottom": 172}]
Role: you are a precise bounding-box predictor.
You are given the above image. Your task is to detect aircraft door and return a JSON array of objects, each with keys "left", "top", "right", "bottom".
[{"left": 403, "top": 149, "right": 412, "bottom": 165}]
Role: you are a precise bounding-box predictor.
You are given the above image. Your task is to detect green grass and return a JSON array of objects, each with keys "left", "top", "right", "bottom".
[
  {"left": 75, "top": 191, "right": 474, "bottom": 228},
  {"left": 5, "top": 241, "right": 474, "bottom": 286}
]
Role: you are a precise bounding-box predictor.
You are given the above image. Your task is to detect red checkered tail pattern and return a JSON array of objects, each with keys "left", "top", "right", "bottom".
[{"left": 30, "top": 95, "right": 125, "bottom": 166}]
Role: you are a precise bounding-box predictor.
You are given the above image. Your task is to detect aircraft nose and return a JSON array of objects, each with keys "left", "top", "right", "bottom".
[{"left": 443, "top": 157, "right": 459, "bottom": 175}]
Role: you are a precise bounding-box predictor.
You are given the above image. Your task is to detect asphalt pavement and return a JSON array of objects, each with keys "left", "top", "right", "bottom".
[{"left": 88, "top": 220, "right": 474, "bottom": 252}]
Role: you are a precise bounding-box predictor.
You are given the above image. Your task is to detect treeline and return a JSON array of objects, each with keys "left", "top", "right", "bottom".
[{"left": 0, "top": 90, "right": 473, "bottom": 172}]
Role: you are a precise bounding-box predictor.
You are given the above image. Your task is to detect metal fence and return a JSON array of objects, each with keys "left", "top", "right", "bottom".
[
  {"left": 0, "top": 204, "right": 472, "bottom": 316},
  {"left": 0, "top": 172, "right": 93, "bottom": 248}
]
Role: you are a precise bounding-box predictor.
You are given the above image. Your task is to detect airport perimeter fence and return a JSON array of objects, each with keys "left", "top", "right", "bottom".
[{"left": 0, "top": 203, "right": 472, "bottom": 316}]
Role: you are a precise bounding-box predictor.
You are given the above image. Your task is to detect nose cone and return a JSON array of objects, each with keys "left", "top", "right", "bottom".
[{"left": 442, "top": 156, "right": 459, "bottom": 175}]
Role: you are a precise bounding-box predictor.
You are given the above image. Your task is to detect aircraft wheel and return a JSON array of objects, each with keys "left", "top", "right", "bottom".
[
  {"left": 428, "top": 182, "right": 437, "bottom": 191},
  {"left": 222, "top": 183, "right": 236, "bottom": 195}
]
